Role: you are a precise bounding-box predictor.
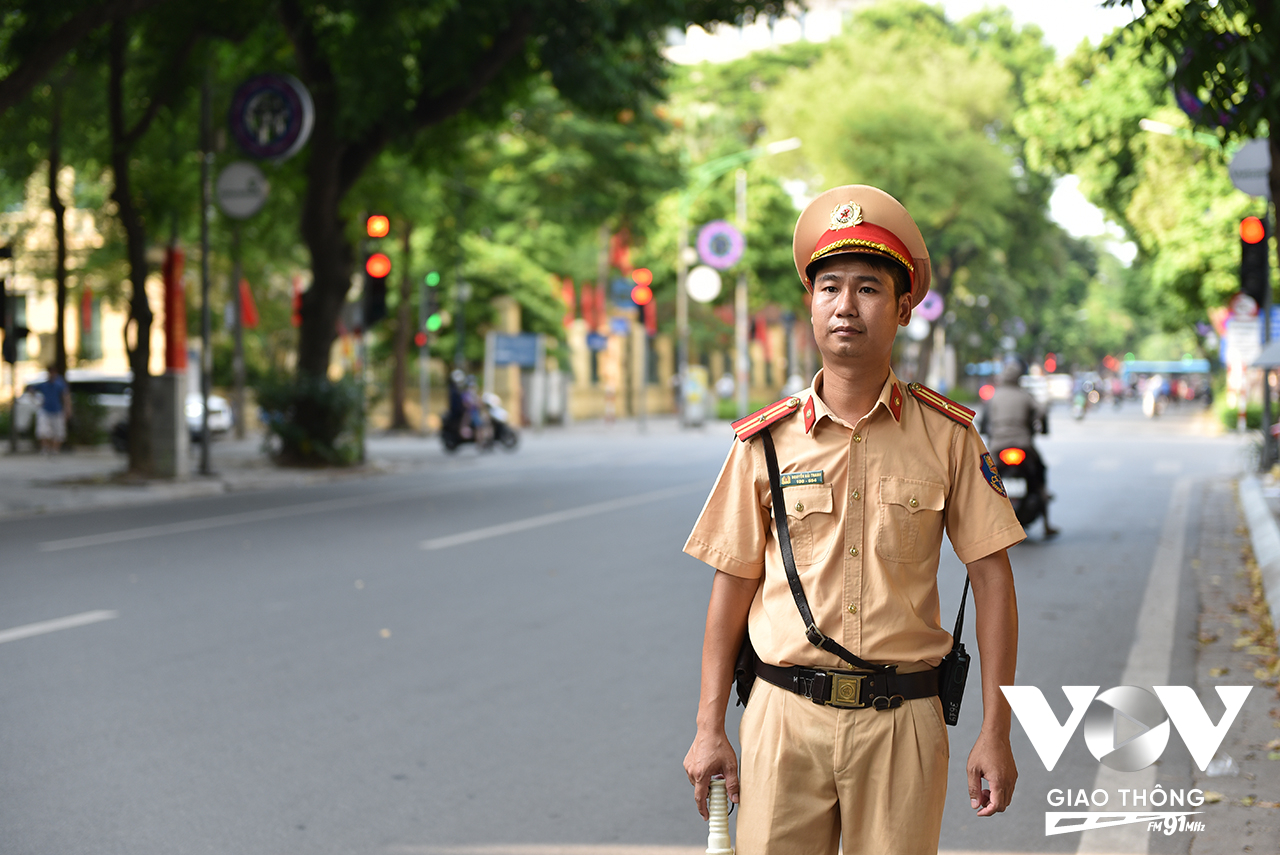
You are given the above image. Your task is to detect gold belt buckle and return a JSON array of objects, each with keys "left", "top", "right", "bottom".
[{"left": 828, "top": 673, "right": 865, "bottom": 709}]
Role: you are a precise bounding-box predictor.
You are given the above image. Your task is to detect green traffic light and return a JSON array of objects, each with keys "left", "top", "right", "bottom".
[
  {"left": 426, "top": 313, "right": 443, "bottom": 332},
  {"left": 425, "top": 271, "right": 441, "bottom": 287}
]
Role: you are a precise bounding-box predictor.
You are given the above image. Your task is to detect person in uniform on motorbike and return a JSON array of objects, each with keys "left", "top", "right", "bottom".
[{"left": 979, "top": 357, "right": 1059, "bottom": 537}]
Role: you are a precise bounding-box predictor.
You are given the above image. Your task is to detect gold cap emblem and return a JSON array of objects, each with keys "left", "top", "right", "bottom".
[{"left": 829, "top": 202, "right": 863, "bottom": 230}]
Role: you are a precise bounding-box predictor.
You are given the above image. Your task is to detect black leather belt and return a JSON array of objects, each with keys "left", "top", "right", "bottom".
[{"left": 754, "top": 660, "right": 939, "bottom": 710}]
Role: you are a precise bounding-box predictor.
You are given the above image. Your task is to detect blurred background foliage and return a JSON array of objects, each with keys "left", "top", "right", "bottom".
[{"left": 2, "top": 0, "right": 1273, "bottom": 411}]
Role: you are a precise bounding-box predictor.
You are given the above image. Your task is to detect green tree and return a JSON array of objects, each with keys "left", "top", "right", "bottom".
[{"left": 276, "top": 0, "right": 783, "bottom": 382}]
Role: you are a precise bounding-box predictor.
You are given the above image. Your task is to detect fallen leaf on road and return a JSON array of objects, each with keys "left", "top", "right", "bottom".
[
  {"left": 1203, "top": 791, "right": 1224, "bottom": 803},
  {"left": 1211, "top": 667, "right": 1231, "bottom": 677}
]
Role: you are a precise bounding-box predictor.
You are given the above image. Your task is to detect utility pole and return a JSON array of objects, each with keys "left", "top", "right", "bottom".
[{"left": 198, "top": 65, "right": 213, "bottom": 474}]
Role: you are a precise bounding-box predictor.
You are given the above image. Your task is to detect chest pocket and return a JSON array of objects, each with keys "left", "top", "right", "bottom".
[
  {"left": 777, "top": 484, "right": 835, "bottom": 566},
  {"left": 876, "top": 477, "right": 946, "bottom": 564}
]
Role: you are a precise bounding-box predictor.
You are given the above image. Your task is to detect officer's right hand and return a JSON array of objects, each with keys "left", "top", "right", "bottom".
[{"left": 683, "top": 728, "right": 740, "bottom": 821}]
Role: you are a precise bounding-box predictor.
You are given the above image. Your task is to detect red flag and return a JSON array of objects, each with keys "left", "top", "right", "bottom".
[
  {"left": 80, "top": 288, "right": 93, "bottom": 332},
  {"left": 239, "top": 278, "right": 259, "bottom": 330}
]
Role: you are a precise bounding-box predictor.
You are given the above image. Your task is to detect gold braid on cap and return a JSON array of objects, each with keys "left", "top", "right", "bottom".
[{"left": 811, "top": 239, "right": 914, "bottom": 274}]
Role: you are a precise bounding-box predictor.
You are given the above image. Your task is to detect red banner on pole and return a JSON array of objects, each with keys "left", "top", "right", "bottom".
[
  {"left": 163, "top": 248, "right": 187, "bottom": 370},
  {"left": 239, "top": 278, "right": 259, "bottom": 330}
]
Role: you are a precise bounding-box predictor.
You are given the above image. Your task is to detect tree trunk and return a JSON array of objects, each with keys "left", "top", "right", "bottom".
[
  {"left": 109, "top": 21, "right": 153, "bottom": 476},
  {"left": 49, "top": 78, "right": 68, "bottom": 375},
  {"left": 295, "top": 128, "right": 353, "bottom": 380},
  {"left": 390, "top": 222, "right": 413, "bottom": 430}
]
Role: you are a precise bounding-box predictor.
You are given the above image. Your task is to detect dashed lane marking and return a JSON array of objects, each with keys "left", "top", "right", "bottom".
[
  {"left": 420, "top": 483, "right": 704, "bottom": 551},
  {"left": 0, "top": 610, "right": 119, "bottom": 645}
]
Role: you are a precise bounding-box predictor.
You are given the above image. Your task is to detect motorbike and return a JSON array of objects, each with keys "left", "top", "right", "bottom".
[
  {"left": 441, "top": 392, "right": 518, "bottom": 452},
  {"left": 992, "top": 446, "right": 1047, "bottom": 528}
]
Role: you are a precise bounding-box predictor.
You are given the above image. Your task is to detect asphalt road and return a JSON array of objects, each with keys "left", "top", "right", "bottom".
[{"left": 0, "top": 403, "right": 1245, "bottom": 854}]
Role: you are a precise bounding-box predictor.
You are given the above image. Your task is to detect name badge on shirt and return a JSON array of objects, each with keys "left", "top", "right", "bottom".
[{"left": 779, "top": 470, "right": 824, "bottom": 487}]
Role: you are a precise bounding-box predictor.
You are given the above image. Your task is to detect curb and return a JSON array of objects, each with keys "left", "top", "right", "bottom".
[{"left": 1235, "top": 476, "right": 1280, "bottom": 634}]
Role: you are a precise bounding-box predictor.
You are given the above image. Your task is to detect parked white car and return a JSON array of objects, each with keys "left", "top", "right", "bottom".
[
  {"left": 16, "top": 370, "right": 233, "bottom": 446},
  {"left": 14, "top": 370, "right": 132, "bottom": 434}
]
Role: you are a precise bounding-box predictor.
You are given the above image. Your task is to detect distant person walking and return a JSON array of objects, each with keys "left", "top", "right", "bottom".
[{"left": 36, "top": 367, "right": 72, "bottom": 455}]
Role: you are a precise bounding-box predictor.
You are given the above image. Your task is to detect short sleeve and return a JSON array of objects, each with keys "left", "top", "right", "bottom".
[
  {"left": 683, "top": 439, "right": 769, "bottom": 578},
  {"left": 945, "top": 425, "right": 1026, "bottom": 565}
]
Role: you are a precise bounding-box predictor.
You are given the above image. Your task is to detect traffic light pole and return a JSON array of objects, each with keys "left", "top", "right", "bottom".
[
  {"left": 419, "top": 278, "right": 429, "bottom": 434},
  {"left": 1263, "top": 210, "right": 1275, "bottom": 469},
  {"left": 198, "top": 67, "right": 212, "bottom": 474},
  {"left": 231, "top": 223, "right": 247, "bottom": 440}
]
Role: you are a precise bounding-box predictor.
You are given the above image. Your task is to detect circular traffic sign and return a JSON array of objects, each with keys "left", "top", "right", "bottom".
[
  {"left": 696, "top": 220, "right": 745, "bottom": 270},
  {"left": 215, "top": 162, "right": 269, "bottom": 219},
  {"left": 916, "top": 291, "right": 944, "bottom": 322},
  {"left": 1230, "top": 139, "right": 1272, "bottom": 199},
  {"left": 686, "top": 265, "right": 722, "bottom": 303},
  {"left": 229, "top": 74, "right": 315, "bottom": 161}
]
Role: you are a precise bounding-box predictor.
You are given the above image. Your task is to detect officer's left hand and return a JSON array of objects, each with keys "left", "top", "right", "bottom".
[{"left": 967, "top": 730, "right": 1016, "bottom": 817}]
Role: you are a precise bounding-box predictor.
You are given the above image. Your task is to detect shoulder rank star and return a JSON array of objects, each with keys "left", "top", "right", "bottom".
[
  {"left": 732, "top": 396, "right": 802, "bottom": 441},
  {"left": 907, "top": 382, "right": 975, "bottom": 428}
]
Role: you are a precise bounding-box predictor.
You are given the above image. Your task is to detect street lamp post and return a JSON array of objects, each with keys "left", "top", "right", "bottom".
[{"left": 675, "top": 137, "right": 800, "bottom": 424}]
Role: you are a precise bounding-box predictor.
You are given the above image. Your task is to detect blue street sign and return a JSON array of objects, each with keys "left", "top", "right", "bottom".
[
  {"left": 493, "top": 333, "right": 539, "bottom": 367},
  {"left": 610, "top": 317, "right": 631, "bottom": 336},
  {"left": 586, "top": 332, "right": 608, "bottom": 352}
]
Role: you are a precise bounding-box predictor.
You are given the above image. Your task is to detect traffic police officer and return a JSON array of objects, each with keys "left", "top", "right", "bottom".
[{"left": 682, "top": 185, "right": 1024, "bottom": 855}]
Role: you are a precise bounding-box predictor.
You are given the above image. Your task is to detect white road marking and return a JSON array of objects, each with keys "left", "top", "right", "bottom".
[
  {"left": 0, "top": 610, "right": 119, "bottom": 645},
  {"left": 38, "top": 488, "right": 438, "bottom": 552},
  {"left": 420, "top": 483, "right": 704, "bottom": 550},
  {"left": 1076, "top": 477, "right": 1192, "bottom": 855}
]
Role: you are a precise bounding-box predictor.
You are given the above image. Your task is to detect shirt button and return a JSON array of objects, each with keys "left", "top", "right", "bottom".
[
  {"left": 909, "top": 497, "right": 919, "bottom": 508},
  {"left": 794, "top": 501, "right": 804, "bottom": 513},
  {"left": 852, "top": 490, "right": 860, "bottom": 501},
  {"left": 847, "top": 603, "right": 858, "bottom": 614},
  {"left": 849, "top": 546, "right": 859, "bottom": 557},
  {"left": 853, "top": 434, "right": 862, "bottom": 443}
]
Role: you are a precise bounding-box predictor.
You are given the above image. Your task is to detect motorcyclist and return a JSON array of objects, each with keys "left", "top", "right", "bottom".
[{"left": 979, "top": 357, "right": 1059, "bottom": 537}]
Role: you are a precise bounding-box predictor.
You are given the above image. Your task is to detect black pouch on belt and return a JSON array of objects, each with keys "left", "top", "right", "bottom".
[{"left": 937, "top": 576, "right": 971, "bottom": 726}]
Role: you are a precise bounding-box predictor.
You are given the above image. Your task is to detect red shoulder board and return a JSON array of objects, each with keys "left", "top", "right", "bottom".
[
  {"left": 907, "top": 382, "right": 975, "bottom": 428},
  {"left": 732, "top": 396, "right": 803, "bottom": 441}
]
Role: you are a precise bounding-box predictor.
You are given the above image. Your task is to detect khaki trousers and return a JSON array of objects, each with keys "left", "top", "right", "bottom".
[{"left": 737, "top": 679, "right": 949, "bottom": 855}]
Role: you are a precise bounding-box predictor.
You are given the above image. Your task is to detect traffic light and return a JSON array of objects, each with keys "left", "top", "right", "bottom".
[
  {"left": 1043, "top": 352, "right": 1057, "bottom": 374},
  {"left": 366, "top": 215, "right": 390, "bottom": 238},
  {"left": 363, "top": 252, "right": 390, "bottom": 327},
  {"left": 630, "top": 267, "right": 653, "bottom": 307},
  {"left": 423, "top": 270, "right": 442, "bottom": 333},
  {"left": 1241, "top": 215, "right": 1270, "bottom": 305}
]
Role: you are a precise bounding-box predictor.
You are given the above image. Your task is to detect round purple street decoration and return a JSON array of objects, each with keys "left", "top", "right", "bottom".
[
  {"left": 697, "top": 220, "right": 745, "bottom": 270},
  {"left": 917, "top": 291, "right": 944, "bottom": 322},
  {"left": 229, "top": 74, "right": 315, "bottom": 161}
]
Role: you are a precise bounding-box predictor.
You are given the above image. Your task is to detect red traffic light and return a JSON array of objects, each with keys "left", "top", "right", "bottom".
[
  {"left": 631, "top": 267, "right": 653, "bottom": 288},
  {"left": 414, "top": 331, "right": 427, "bottom": 348},
  {"left": 365, "top": 253, "right": 391, "bottom": 278},
  {"left": 978, "top": 383, "right": 995, "bottom": 401},
  {"left": 1242, "top": 216, "right": 1266, "bottom": 244},
  {"left": 1044, "top": 353, "right": 1057, "bottom": 373},
  {"left": 631, "top": 284, "right": 653, "bottom": 306},
  {"left": 367, "top": 215, "right": 390, "bottom": 238}
]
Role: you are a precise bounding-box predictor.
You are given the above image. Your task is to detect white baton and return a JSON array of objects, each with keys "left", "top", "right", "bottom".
[{"left": 706, "top": 776, "right": 734, "bottom": 855}]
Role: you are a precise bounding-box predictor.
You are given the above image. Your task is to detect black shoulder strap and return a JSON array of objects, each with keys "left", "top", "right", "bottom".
[
  {"left": 760, "top": 428, "right": 891, "bottom": 673},
  {"left": 952, "top": 575, "right": 970, "bottom": 646}
]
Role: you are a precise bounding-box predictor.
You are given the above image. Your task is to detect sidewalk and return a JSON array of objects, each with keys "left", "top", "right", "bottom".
[
  {"left": 1195, "top": 475, "right": 1280, "bottom": 852},
  {"left": 0, "top": 416, "right": 694, "bottom": 520}
]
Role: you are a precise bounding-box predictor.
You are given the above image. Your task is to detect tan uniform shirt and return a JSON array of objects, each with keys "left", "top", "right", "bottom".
[{"left": 685, "top": 368, "right": 1025, "bottom": 670}]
